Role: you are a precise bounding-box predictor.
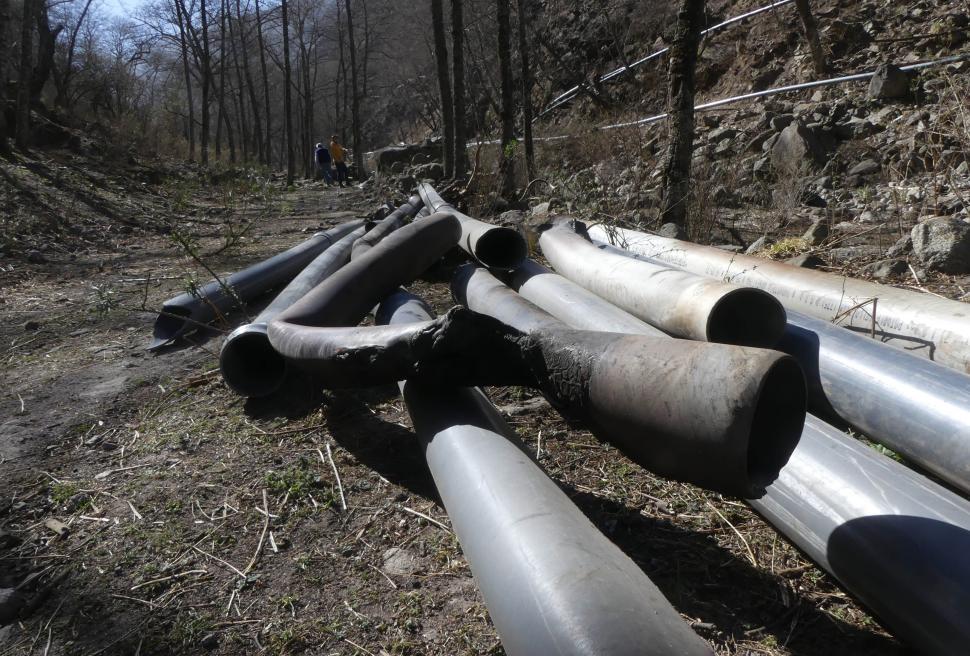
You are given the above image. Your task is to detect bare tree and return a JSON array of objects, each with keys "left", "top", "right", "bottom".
[
  {"left": 794, "top": 0, "right": 826, "bottom": 75},
  {"left": 659, "top": 0, "right": 704, "bottom": 232},
  {"left": 16, "top": 0, "right": 33, "bottom": 148},
  {"left": 450, "top": 0, "right": 467, "bottom": 176},
  {"left": 430, "top": 0, "right": 453, "bottom": 177},
  {"left": 343, "top": 0, "right": 362, "bottom": 180},
  {"left": 0, "top": 0, "right": 10, "bottom": 155},
  {"left": 515, "top": 0, "right": 534, "bottom": 181},
  {"left": 496, "top": 0, "right": 515, "bottom": 198},
  {"left": 174, "top": 0, "right": 196, "bottom": 159},
  {"left": 199, "top": 0, "right": 212, "bottom": 164},
  {"left": 32, "top": 1, "right": 63, "bottom": 101},
  {"left": 52, "top": 0, "right": 95, "bottom": 108},
  {"left": 281, "top": 0, "right": 295, "bottom": 184},
  {"left": 234, "top": 0, "right": 263, "bottom": 163},
  {"left": 253, "top": 0, "right": 271, "bottom": 165}
]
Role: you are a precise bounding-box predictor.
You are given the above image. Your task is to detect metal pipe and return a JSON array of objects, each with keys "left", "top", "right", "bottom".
[
  {"left": 509, "top": 253, "right": 970, "bottom": 655},
  {"left": 148, "top": 220, "right": 363, "bottom": 350},
  {"left": 779, "top": 310, "right": 970, "bottom": 495},
  {"left": 588, "top": 224, "right": 970, "bottom": 374},
  {"left": 453, "top": 264, "right": 806, "bottom": 498},
  {"left": 379, "top": 290, "right": 714, "bottom": 656},
  {"left": 539, "top": 224, "right": 787, "bottom": 346},
  {"left": 218, "top": 225, "right": 367, "bottom": 397},
  {"left": 417, "top": 183, "right": 527, "bottom": 271},
  {"left": 351, "top": 195, "right": 423, "bottom": 259}
]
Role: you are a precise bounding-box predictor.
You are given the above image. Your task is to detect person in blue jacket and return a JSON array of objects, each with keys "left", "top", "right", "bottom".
[{"left": 314, "top": 143, "right": 333, "bottom": 184}]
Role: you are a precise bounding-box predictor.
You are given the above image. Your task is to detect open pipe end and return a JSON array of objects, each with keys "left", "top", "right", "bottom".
[
  {"left": 219, "top": 324, "right": 288, "bottom": 397},
  {"left": 745, "top": 355, "right": 806, "bottom": 497},
  {"left": 707, "top": 289, "right": 788, "bottom": 348},
  {"left": 149, "top": 305, "right": 193, "bottom": 351},
  {"left": 472, "top": 227, "right": 528, "bottom": 271}
]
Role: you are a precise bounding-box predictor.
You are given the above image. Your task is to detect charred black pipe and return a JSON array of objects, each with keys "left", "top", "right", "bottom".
[
  {"left": 149, "top": 221, "right": 363, "bottom": 350},
  {"left": 508, "top": 256, "right": 970, "bottom": 655},
  {"left": 218, "top": 225, "right": 367, "bottom": 397},
  {"left": 417, "top": 182, "right": 527, "bottom": 270},
  {"left": 379, "top": 289, "right": 714, "bottom": 656},
  {"left": 452, "top": 265, "right": 806, "bottom": 498},
  {"left": 351, "top": 195, "right": 423, "bottom": 259},
  {"left": 540, "top": 223, "right": 787, "bottom": 347}
]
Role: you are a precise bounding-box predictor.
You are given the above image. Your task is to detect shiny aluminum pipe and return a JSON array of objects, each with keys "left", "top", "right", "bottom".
[
  {"left": 509, "top": 256, "right": 970, "bottom": 655},
  {"left": 540, "top": 224, "right": 787, "bottom": 346},
  {"left": 379, "top": 290, "right": 714, "bottom": 656},
  {"left": 588, "top": 224, "right": 970, "bottom": 374},
  {"left": 417, "top": 182, "right": 527, "bottom": 271},
  {"left": 779, "top": 310, "right": 970, "bottom": 495},
  {"left": 453, "top": 265, "right": 806, "bottom": 498},
  {"left": 218, "top": 225, "right": 367, "bottom": 397},
  {"left": 148, "top": 220, "right": 363, "bottom": 350},
  {"left": 351, "top": 195, "right": 423, "bottom": 259}
]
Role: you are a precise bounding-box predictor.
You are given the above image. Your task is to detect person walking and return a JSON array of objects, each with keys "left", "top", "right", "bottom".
[
  {"left": 330, "top": 135, "right": 349, "bottom": 187},
  {"left": 314, "top": 142, "right": 333, "bottom": 184}
]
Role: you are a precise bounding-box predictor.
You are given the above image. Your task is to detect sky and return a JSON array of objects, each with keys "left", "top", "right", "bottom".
[{"left": 102, "top": 0, "right": 147, "bottom": 19}]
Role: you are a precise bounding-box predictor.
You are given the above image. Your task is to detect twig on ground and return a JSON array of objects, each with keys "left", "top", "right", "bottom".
[
  {"left": 193, "top": 546, "right": 245, "bottom": 578},
  {"left": 704, "top": 498, "right": 758, "bottom": 567},
  {"left": 243, "top": 489, "right": 270, "bottom": 575},
  {"left": 400, "top": 506, "right": 452, "bottom": 533},
  {"left": 319, "top": 445, "right": 347, "bottom": 511}
]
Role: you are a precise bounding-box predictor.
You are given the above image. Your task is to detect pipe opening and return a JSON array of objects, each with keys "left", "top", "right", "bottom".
[
  {"left": 707, "top": 289, "right": 787, "bottom": 348},
  {"left": 473, "top": 227, "right": 528, "bottom": 271},
  {"left": 220, "top": 328, "right": 288, "bottom": 397},
  {"left": 151, "top": 305, "right": 193, "bottom": 348},
  {"left": 745, "top": 356, "right": 806, "bottom": 495}
]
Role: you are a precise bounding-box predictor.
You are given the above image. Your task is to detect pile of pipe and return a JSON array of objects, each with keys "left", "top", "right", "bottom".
[{"left": 149, "top": 184, "right": 970, "bottom": 656}]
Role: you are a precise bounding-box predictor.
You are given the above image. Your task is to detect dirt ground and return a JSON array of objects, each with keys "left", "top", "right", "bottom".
[{"left": 1, "top": 181, "right": 908, "bottom": 656}]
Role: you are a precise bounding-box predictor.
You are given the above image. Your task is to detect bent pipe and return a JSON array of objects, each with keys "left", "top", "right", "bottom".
[
  {"left": 779, "top": 310, "right": 970, "bottom": 496},
  {"left": 452, "top": 264, "right": 806, "bottom": 498},
  {"left": 351, "top": 195, "right": 423, "bottom": 259},
  {"left": 587, "top": 223, "right": 970, "bottom": 374},
  {"left": 508, "top": 256, "right": 970, "bottom": 655},
  {"left": 149, "top": 220, "right": 363, "bottom": 350},
  {"left": 416, "top": 182, "right": 527, "bottom": 271},
  {"left": 218, "top": 225, "right": 367, "bottom": 397},
  {"left": 379, "top": 290, "right": 714, "bottom": 656},
  {"left": 540, "top": 224, "right": 787, "bottom": 347}
]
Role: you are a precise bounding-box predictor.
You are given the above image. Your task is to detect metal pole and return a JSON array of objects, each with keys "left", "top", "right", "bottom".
[
  {"left": 379, "top": 289, "right": 714, "bottom": 656},
  {"left": 149, "top": 220, "right": 363, "bottom": 350},
  {"left": 507, "top": 253, "right": 970, "bottom": 655}
]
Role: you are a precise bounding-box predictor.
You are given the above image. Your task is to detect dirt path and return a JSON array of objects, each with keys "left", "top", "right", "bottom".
[{"left": 1, "top": 183, "right": 901, "bottom": 655}]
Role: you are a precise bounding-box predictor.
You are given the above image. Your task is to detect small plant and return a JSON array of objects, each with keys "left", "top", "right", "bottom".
[
  {"left": 88, "top": 283, "right": 119, "bottom": 317},
  {"left": 765, "top": 237, "right": 810, "bottom": 258}
]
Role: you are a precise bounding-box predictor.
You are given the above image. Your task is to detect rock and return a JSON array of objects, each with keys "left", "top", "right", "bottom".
[
  {"left": 375, "top": 142, "right": 442, "bottom": 173},
  {"left": 23, "top": 320, "right": 40, "bottom": 331},
  {"left": 199, "top": 633, "right": 220, "bottom": 650},
  {"left": 0, "top": 588, "right": 25, "bottom": 625},
  {"left": 770, "top": 115, "right": 795, "bottom": 131},
  {"left": 868, "top": 64, "right": 910, "bottom": 100},
  {"left": 497, "top": 210, "right": 527, "bottom": 226},
  {"left": 752, "top": 157, "right": 771, "bottom": 177},
  {"left": 771, "top": 122, "right": 825, "bottom": 173},
  {"left": 708, "top": 127, "right": 738, "bottom": 142},
  {"left": 0, "top": 530, "right": 20, "bottom": 550},
  {"left": 412, "top": 162, "right": 444, "bottom": 181},
  {"left": 861, "top": 259, "right": 909, "bottom": 280},
  {"left": 887, "top": 233, "right": 913, "bottom": 257},
  {"left": 802, "top": 219, "right": 829, "bottom": 246},
  {"left": 657, "top": 223, "right": 687, "bottom": 240},
  {"left": 785, "top": 254, "right": 825, "bottom": 269},
  {"left": 849, "top": 159, "right": 881, "bottom": 176},
  {"left": 745, "top": 130, "right": 775, "bottom": 153},
  {"left": 383, "top": 547, "right": 420, "bottom": 576},
  {"left": 712, "top": 244, "right": 743, "bottom": 253},
  {"left": 911, "top": 218, "right": 970, "bottom": 273},
  {"left": 745, "top": 236, "right": 769, "bottom": 255},
  {"left": 26, "top": 250, "right": 46, "bottom": 264},
  {"left": 827, "top": 245, "right": 886, "bottom": 262},
  {"left": 530, "top": 202, "right": 551, "bottom": 216}
]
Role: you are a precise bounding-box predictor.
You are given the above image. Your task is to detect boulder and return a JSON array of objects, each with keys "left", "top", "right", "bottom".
[
  {"left": 658, "top": 222, "right": 687, "bottom": 240},
  {"left": 771, "top": 122, "right": 825, "bottom": 173},
  {"left": 802, "top": 219, "right": 830, "bottom": 246},
  {"left": 868, "top": 64, "right": 910, "bottom": 100},
  {"left": 412, "top": 162, "right": 444, "bottom": 181},
  {"left": 375, "top": 142, "right": 442, "bottom": 174},
  {"left": 861, "top": 258, "right": 909, "bottom": 280},
  {"left": 887, "top": 233, "right": 913, "bottom": 257},
  {"left": 911, "top": 218, "right": 970, "bottom": 273},
  {"left": 785, "top": 254, "right": 825, "bottom": 269},
  {"left": 849, "top": 159, "right": 881, "bottom": 176},
  {"left": 745, "top": 236, "right": 769, "bottom": 255}
]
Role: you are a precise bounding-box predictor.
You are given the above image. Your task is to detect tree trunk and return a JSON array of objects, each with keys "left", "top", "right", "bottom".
[
  {"left": 15, "top": 0, "right": 33, "bottom": 149},
  {"left": 31, "top": 1, "right": 62, "bottom": 101},
  {"left": 431, "top": 0, "right": 454, "bottom": 178},
  {"left": 52, "top": 0, "right": 93, "bottom": 109},
  {"left": 281, "top": 0, "right": 295, "bottom": 185},
  {"left": 659, "top": 0, "right": 704, "bottom": 232},
  {"left": 343, "top": 0, "right": 363, "bottom": 181},
  {"left": 175, "top": 0, "right": 196, "bottom": 160},
  {"left": 794, "top": 0, "right": 826, "bottom": 75},
  {"left": 199, "top": 0, "right": 211, "bottom": 165},
  {"left": 496, "top": 0, "right": 516, "bottom": 199},
  {"left": 0, "top": 0, "right": 10, "bottom": 155},
  {"left": 230, "top": 1, "right": 260, "bottom": 162},
  {"left": 515, "top": 0, "right": 535, "bottom": 181},
  {"left": 450, "top": 0, "right": 468, "bottom": 176},
  {"left": 253, "top": 0, "right": 271, "bottom": 166}
]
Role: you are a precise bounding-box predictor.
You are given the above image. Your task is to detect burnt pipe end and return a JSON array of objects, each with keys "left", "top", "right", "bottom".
[
  {"left": 149, "top": 305, "right": 193, "bottom": 350},
  {"left": 472, "top": 227, "right": 528, "bottom": 271},
  {"left": 707, "top": 289, "right": 787, "bottom": 348},
  {"left": 745, "top": 355, "right": 806, "bottom": 497},
  {"left": 219, "top": 324, "right": 288, "bottom": 397}
]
